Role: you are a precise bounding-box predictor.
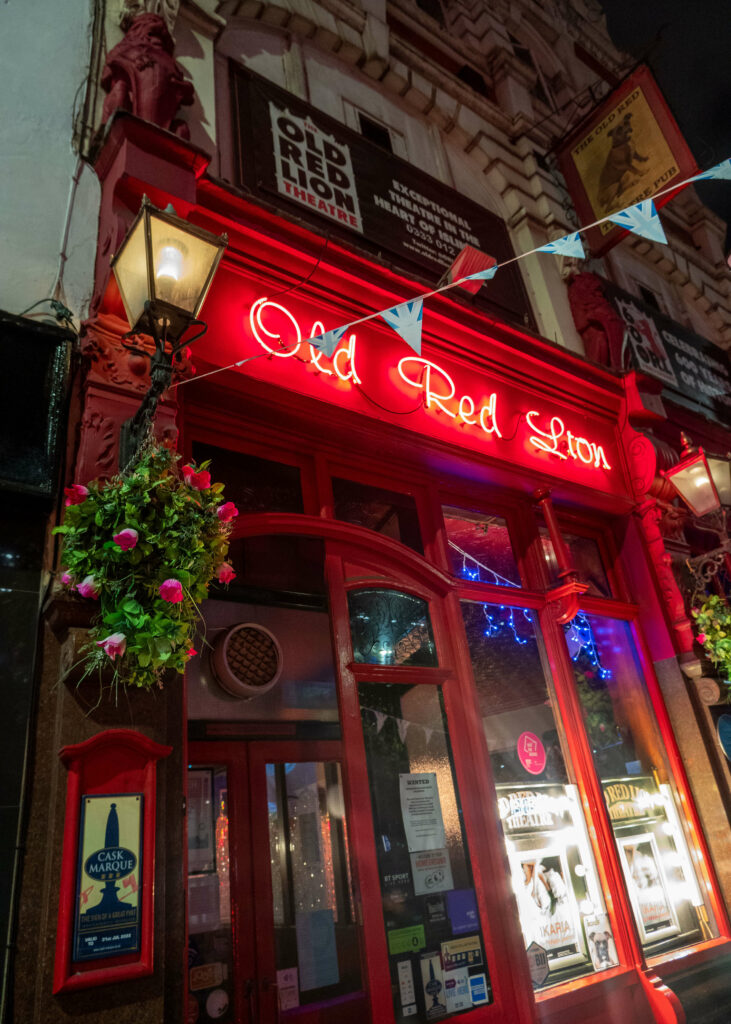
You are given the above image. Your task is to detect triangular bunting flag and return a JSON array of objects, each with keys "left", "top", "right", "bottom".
[
  {"left": 440, "top": 245, "right": 497, "bottom": 294},
  {"left": 381, "top": 298, "right": 423, "bottom": 355},
  {"left": 691, "top": 158, "right": 731, "bottom": 182},
  {"left": 374, "top": 711, "right": 387, "bottom": 734},
  {"left": 537, "top": 232, "right": 584, "bottom": 259},
  {"left": 608, "top": 199, "right": 667, "bottom": 245},
  {"left": 457, "top": 264, "right": 498, "bottom": 289},
  {"left": 397, "top": 718, "right": 410, "bottom": 744},
  {"left": 310, "top": 325, "right": 348, "bottom": 358}
]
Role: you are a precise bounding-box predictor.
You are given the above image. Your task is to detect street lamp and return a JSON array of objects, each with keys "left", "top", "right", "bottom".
[
  {"left": 662, "top": 433, "right": 731, "bottom": 517},
  {"left": 111, "top": 196, "right": 227, "bottom": 469}
]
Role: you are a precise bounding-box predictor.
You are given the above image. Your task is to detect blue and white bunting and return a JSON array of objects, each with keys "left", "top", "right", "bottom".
[
  {"left": 381, "top": 298, "right": 424, "bottom": 355},
  {"left": 310, "top": 325, "right": 349, "bottom": 358},
  {"left": 537, "top": 232, "right": 584, "bottom": 259},
  {"left": 691, "top": 158, "right": 731, "bottom": 182},
  {"left": 608, "top": 199, "right": 667, "bottom": 245},
  {"left": 458, "top": 265, "right": 498, "bottom": 288}
]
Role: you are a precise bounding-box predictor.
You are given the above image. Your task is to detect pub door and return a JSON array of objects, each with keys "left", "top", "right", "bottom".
[{"left": 187, "top": 739, "right": 367, "bottom": 1024}]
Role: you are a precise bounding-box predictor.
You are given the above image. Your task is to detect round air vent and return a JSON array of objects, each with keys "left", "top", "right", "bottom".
[{"left": 210, "top": 623, "right": 283, "bottom": 700}]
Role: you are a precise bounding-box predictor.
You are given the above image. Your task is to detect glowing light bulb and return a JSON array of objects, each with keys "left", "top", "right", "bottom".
[{"left": 156, "top": 244, "right": 184, "bottom": 283}]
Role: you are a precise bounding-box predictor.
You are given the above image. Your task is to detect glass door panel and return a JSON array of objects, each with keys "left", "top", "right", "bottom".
[
  {"left": 358, "top": 682, "right": 493, "bottom": 1021},
  {"left": 265, "top": 760, "right": 362, "bottom": 1007}
]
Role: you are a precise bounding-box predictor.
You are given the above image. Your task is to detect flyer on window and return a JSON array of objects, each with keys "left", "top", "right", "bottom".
[{"left": 399, "top": 773, "right": 446, "bottom": 853}]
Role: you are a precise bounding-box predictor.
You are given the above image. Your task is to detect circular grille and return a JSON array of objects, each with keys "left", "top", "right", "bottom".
[{"left": 211, "top": 623, "right": 283, "bottom": 700}]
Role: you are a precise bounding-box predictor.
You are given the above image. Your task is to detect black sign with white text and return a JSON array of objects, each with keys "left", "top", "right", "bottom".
[{"left": 233, "top": 67, "right": 533, "bottom": 328}]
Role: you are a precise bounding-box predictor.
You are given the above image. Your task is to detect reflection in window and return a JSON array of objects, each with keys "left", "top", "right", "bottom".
[
  {"left": 539, "top": 527, "right": 612, "bottom": 598},
  {"left": 192, "top": 442, "right": 304, "bottom": 514},
  {"left": 443, "top": 506, "right": 520, "bottom": 587},
  {"left": 332, "top": 477, "right": 424, "bottom": 553},
  {"left": 461, "top": 601, "right": 616, "bottom": 988},
  {"left": 359, "top": 682, "right": 493, "bottom": 1019},
  {"left": 267, "top": 761, "right": 361, "bottom": 1004},
  {"left": 565, "top": 614, "right": 718, "bottom": 953},
  {"left": 348, "top": 589, "right": 437, "bottom": 666},
  {"left": 187, "top": 767, "right": 234, "bottom": 1018}
]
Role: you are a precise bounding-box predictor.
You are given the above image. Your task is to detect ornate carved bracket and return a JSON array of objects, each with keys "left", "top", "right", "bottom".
[{"left": 546, "top": 577, "right": 590, "bottom": 624}]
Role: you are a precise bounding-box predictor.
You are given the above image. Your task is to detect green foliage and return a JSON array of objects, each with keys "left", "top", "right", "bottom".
[
  {"left": 692, "top": 595, "right": 731, "bottom": 700},
  {"left": 55, "top": 443, "right": 234, "bottom": 690}
]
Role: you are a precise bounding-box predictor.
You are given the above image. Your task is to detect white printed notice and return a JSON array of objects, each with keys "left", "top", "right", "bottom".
[
  {"left": 444, "top": 967, "right": 471, "bottom": 1013},
  {"left": 411, "top": 849, "right": 454, "bottom": 896},
  {"left": 270, "top": 102, "right": 363, "bottom": 233},
  {"left": 400, "top": 773, "right": 446, "bottom": 853},
  {"left": 397, "top": 959, "right": 417, "bottom": 1017}
]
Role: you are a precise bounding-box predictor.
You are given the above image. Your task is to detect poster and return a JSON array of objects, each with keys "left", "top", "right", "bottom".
[
  {"left": 515, "top": 852, "right": 581, "bottom": 959},
  {"left": 410, "top": 849, "right": 454, "bottom": 896},
  {"left": 400, "top": 773, "right": 446, "bottom": 853},
  {"left": 73, "top": 793, "right": 142, "bottom": 962},
  {"left": 387, "top": 924, "right": 426, "bottom": 955},
  {"left": 446, "top": 889, "right": 478, "bottom": 935},
  {"left": 556, "top": 66, "right": 698, "bottom": 255},
  {"left": 277, "top": 967, "right": 300, "bottom": 1011},
  {"left": 444, "top": 967, "right": 471, "bottom": 1013},
  {"left": 440, "top": 934, "right": 483, "bottom": 972},
  {"left": 584, "top": 915, "right": 618, "bottom": 971},
  {"left": 188, "top": 769, "right": 215, "bottom": 873},
  {"left": 618, "top": 836, "right": 678, "bottom": 941},
  {"left": 397, "top": 959, "right": 417, "bottom": 1017},
  {"left": 420, "top": 951, "right": 447, "bottom": 1019},
  {"left": 296, "top": 909, "right": 339, "bottom": 990}
]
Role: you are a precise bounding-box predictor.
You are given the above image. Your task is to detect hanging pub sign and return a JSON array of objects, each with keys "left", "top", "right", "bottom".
[
  {"left": 54, "top": 730, "right": 171, "bottom": 993},
  {"left": 231, "top": 66, "right": 533, "bottom": 329},
  {"left": 600, "top": 280, "right": 731, "bottom": 428},
  {"left": 556, "top": 66, "right": 698, "bottom": 256}
]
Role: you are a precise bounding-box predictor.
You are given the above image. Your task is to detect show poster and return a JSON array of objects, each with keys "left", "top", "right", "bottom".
[
  {"left": 73, "top": 794, "right": 142, "bottom": 962},
  {"left": 619, "top": 838, "right": 676, "bottom": 938},
  {"left": 420, "top": 950, "right": 447, "bottom": 1019},
  {"left": 410, "top": 848, "right": 454, "bottom": 895},
  {"left": 516, "top": 854, "right": 579, "bottom": 957},
  {"left": 556, "top": 66, "right": 697, "bottom": 255},
  {"left": 400, "top": 773, "right": 446, "bottom": 853}
]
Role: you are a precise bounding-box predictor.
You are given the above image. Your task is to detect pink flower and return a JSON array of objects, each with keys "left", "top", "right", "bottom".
[
  {"left": 691, "top": 607, "right": 699, "bottom": 616},
  {"left": 159, "top": 578, "right": 184, "bottom": 603},
  {"left": 64, "top": 483, "right": 89, "bottom": 507},
  {"left": 217, "top": 501, "right": 239, "bottom": 522},
  {"left": 77, "top": 575, "right": 99, "bottom": 600},
  {"left": 584, "top": 670, "right": 595, "bottom": 679},
  {"left": 697, "top": 633, "right": 707, "bottom": 644},
  {"left": 217, "top": 563, "right": 236, "bottom": 584},
  {"left": 113, "top": 527, "right": 139, "bottom": 551},
  {"left": 96, "top": 632, "right": 126, "bottom": 660},
  {"left": 187, "top": 647, "right": 197, "bottom": 658},
  {"left": 182, "top": 465, "right": 211, "bottom": 490},
  {"left": 60, "top": 570, "right": 74, "bottom": 587}
]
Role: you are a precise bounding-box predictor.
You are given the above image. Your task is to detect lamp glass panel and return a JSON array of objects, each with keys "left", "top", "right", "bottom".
[
  {"left": 112, "top": 215, "right": 150, "bottom": 330},
  {"left": 665, "top": 452, "right": 719, "bottom": 517},
  {"left": 149, "top": 215, "right": 221, "bottom": 316},
  {"left": 708, "top": 454, "right": 731, "bottom": 506}
]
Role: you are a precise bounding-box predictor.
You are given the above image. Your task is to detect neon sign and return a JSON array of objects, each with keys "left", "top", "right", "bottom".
[{"left": 246, "top": 298, "right": 612, "bottom": 473}]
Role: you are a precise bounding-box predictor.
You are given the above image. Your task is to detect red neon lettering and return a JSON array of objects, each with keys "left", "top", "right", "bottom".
[
  {"left": 332, "top": 334, "right": 361, "bottom": 384},
  {"left": 308, "top": 321, "right": 333, "bottom": 375},
  {"left": 527, "top": 411, "right": 612, "bottom": 469},
  {"left": 479, "top": 394, "right": 502, "bottom": 437},
  {"left": 458, "top": 395, "right": 476, "bottom": 424},
  {"left": 250, "top": 298, "right": 302, "bottom": 358},
  {"left": 398, "top": 357, "right": 456, "bottom": 417}
]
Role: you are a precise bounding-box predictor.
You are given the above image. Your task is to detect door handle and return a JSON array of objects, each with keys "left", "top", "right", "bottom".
[
  {"left": 261, "top": 977, "right": 280, "bottom": 1022},
  {"left": 243, "top": 977, "right": 257, "bottom": 1022}
]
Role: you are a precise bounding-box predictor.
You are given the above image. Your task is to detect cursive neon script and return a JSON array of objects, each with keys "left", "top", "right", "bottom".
[{"left": 246, "top": 298, "right": 612, "bottom": 472}]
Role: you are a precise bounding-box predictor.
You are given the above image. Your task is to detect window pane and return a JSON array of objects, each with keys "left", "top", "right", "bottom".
[
  {"left": 192, "top": 442, "right": 304, "bottom": 514},
  {"left": 267, "top": 761, "right": 361, "bottom": 1003},
  {"left": 333, "top": 477, "right": 423, "bottom": 553},
  {"left": 443, "top": 506, "right": 520, "bottom": 587},
  {"left": 565, "top": 614, "right": 718, "bottom": 953},
  {"left": 348, "top": 589, "right": 437, "bottom": 666},
  {"left": 539, "top": 527, "right": 612, "bottom": 598},
  {"left": 359, "top": 682, "right": 493, "bottom": 1019},
  {"left": 187, "top": 767, "right": 235, "bottom": 1018},
  {"left": 460, "top": 601, "right": 617, "bottom": 988}
]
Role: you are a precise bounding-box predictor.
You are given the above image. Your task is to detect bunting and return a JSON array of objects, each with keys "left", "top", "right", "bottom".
[
  {"left": 458, "top": 265, "right": 498, "bottom": 287},
  {"left": 441, "top": 245, "right": 497, "bottom": 295},
  {"left": 607, "top": 199, "right": 667, "bottom": 245},
  {"left": 381, "top": 298, "right": 424, "bottom": 355},
  {"left": 537, "top": 231, "right": 585, "bottom": 259},
  {"left": 310, "top": 324, "right": 349, "bottom": 357},
  {"left": 692, "top": 158, "right": 731, "bottom": 182}
]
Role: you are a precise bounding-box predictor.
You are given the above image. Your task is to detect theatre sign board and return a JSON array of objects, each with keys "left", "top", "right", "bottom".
[{"left": 232, "top": 67, "right": 533, "bottom": 329}]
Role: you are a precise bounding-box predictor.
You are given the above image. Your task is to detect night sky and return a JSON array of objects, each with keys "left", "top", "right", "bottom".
[{"left": 602, "top": 0, "right": 731, "bottom": 243}]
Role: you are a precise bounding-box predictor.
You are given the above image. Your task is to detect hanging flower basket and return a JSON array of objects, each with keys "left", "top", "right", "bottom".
[
  {"left": 54, "top": 442, "right": 239, "bottom": 691},
  {"left": 692, "top": 595, "right": 731, "bottom": 701}
]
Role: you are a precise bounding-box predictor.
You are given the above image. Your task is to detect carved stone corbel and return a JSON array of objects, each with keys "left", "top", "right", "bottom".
[{"left": 545, "top": 577, "right": 590, "bottom": 624}]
